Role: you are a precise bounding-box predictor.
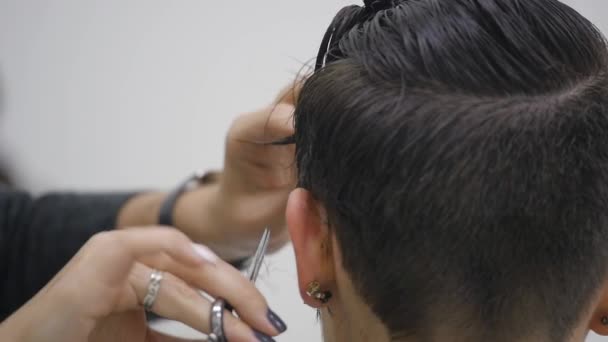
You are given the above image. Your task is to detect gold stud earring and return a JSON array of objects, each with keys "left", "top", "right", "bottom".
[
  {"left": 602, "top": 316, "right": 608, "bottom": 326},
  {"left": 306, "top": 281, "right": 332, "bottom": 304}
]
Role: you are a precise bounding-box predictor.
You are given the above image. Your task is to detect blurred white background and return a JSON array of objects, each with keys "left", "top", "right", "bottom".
[{"left": 0, "top": 1, "right": 607, "bottom": 341}]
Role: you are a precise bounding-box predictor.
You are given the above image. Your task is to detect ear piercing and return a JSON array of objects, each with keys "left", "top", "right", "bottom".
[
  {"left": 601, "top": 316, "right": 608, "bottom": 325},
  {"left": 306, "top": 281, "right": 332, "bottom": 304}
]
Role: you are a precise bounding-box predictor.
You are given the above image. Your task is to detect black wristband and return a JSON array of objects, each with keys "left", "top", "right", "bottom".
[
  {"left": 158, "top": 172, "right": 251, "bottom": 270},
  {"left": 147, "top": 172, "right": 250, "bottom": 323},
  {"left": 158, "top": 175, "right": 204, "bottom": 226}
]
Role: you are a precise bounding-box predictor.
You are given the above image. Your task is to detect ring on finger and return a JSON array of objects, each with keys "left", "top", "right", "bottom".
[
  {"left": 142, "top": 269, "right": 163, "bottom": 311},
  {"left": 208, "top": 298, "right": 227, "bottom": 342}
]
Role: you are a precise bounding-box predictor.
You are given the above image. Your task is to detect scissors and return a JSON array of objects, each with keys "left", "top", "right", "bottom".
[
  {"left": 207, "top": 228, "right": 271, "bottom": 342},
  {"left": 247, "top": 228, "right": 271, "bottom": 283}
]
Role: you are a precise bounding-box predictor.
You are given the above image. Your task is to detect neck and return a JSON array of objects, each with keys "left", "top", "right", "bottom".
[
  {"left": 319, "top": 292, "right": 592, "bottom": 342},
  {"left": 320, "top": 290, "right": 391, "bottom": 342},
  {"left": 324, "top": 235, "right": 393, "bottom": 342}
]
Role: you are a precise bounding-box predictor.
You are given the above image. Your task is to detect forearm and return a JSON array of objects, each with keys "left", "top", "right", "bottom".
[
  {"left": 115, "top": 192, "right": 164, "bottom": 228},
  {"left": 116, "top": 180, "right": 225, "bottom": 244},
  {"left": 0, "top": 285, "right": 91, "bottom": 342},
  {"left": 0, "top": 190, "right": 134, "bottom": 320},
  {"left": 116, "top": 177, "right": 259, "bottom": 269},
  {"left": 0, "top": 292, "right": 47, "bottom": 341}
]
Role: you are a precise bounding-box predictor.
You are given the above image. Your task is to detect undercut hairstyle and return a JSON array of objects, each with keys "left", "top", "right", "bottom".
[{"left": 291, "top": 0, "right": 608, "bottom": 340}]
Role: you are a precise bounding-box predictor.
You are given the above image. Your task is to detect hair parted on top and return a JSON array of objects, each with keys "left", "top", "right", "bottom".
[{"left": 290, "top": 0, "right": 608, "bottom": 341}]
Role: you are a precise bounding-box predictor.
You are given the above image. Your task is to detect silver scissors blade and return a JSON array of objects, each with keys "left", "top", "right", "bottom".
[{"left": 248, "top": 228, "right": 271, "bottom": 283}]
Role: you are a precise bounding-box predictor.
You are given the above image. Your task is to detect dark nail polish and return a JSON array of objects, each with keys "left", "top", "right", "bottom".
[
  {"left": 267, "top": 309, "right": 287, "bottom": 333},
  {"left": 254, "top": 330, "right": 276, "bottom": 342}
]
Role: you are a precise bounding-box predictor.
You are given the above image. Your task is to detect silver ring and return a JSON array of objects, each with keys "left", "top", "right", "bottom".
[
  {"left": 142, "top": 269, "right": 163, "bottom": 311},
  {"left": 208, "top": 298, "right": 226, "bottom": 342}
]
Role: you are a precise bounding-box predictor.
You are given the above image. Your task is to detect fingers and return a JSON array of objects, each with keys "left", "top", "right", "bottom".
[
  {"left": 131, "top": 263, "right": 275, "bottom": 342},
  {"left": 274, "top": 79, "right": 303, "bottom": 106},
  {"left": 266, "top": 79, "right": 304, "bottom": 140},
  {"left": 139, "top": 252, "right": 286, "bottom": 339},
  {"left": 267, "top": 103, "right": 296, "bottom": 139},
  {"left": 85, "top": 227, "right": 206, "bottom": 284},
  {"left": 229, "top": 103, "right": 295, "bottom": 144},
  {"left": 180, "top": 256, "right": 287, "bottom": 338},
  {"left": 99, "top": 226, "right": 203, "bottom": 264}
]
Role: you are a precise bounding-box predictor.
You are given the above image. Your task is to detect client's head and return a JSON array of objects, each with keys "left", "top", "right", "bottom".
[{"left": 284, "top": 1, "right": 608, "bottom": 341}]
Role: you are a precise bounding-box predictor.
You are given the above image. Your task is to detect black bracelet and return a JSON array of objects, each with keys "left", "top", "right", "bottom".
[
  {"left": 157, "top": 172, "right": 251, "bottom": 268},
  {"left": 158, "top": 173, "right": 207, "bottom": 226},
  {"left": 148, "top": 172, "right": 249, "bottom": 323}
]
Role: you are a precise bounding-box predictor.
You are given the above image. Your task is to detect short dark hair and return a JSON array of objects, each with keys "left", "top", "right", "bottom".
[{"left": 293, "top": 0, "right": 608, "bottom": 340}]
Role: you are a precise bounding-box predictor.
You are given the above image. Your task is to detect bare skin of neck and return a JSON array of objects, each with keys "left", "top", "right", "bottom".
[
  {"left": 320, "top": 236, "right": 599, "bottom": 342},
  {"left": 320, "top": 298, "right": 593, "bottom": 342},
  {"left": 320, "top": 292, "right": 391, "bottom": 342},
  {"left": 320, "top": 255, "right": 595, "bottom": 342},
  {"left": 320, "top": 296, "right": 591, "bottom": 342},
  {"left": 320, "top": 252, "right": 392, "bottom": 342}
]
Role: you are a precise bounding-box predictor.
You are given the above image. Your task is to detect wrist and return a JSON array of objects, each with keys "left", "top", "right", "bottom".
[
  {"left": 173, "top": 181, "right": 224, "bottom": 242},
  {"left": 116, "top": 192, "right": 164, "bottom": 228}
]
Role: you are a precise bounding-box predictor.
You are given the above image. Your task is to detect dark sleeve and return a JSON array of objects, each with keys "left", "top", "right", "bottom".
[{"left": 0, "top": 189, "right": 136, "bottom": 320}]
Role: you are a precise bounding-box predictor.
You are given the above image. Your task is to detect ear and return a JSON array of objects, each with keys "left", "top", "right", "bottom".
[
  {"left": 588, "top": 281, "right": 608, "bottom": 335},
  {"left": 287, "top": 188, "right": 334, "bottom": 308}
]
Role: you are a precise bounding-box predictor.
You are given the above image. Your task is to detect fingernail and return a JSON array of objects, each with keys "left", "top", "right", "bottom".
[
  {"left": 253, "top": 330, "right": 276, "bottom": 342},
  {"left": 191, "top": 243, "right": 218, "bottom": 264},
  {"left": 267, "top": 308, "right": 287, "bottom": 333}
]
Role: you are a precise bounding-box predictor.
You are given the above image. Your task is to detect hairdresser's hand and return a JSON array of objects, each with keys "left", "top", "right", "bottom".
[
  {"left": 118, "top": 84, "right": 298, "bottom": 262},
  {"left": 204, "top": 85, "right": 299, "bottom": 261},
  {"left": 0, "top": 228, "right": 286, "bottom": 342}
]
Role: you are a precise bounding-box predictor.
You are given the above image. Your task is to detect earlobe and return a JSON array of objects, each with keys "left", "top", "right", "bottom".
[
  {"left": 589, "top": 314, "right": 608, "bottom": 336},
  {"left": 588, "top": 282, "right": 608, "bottom": 335},
  {"left": 286, "top": 188, "right": 334, "bottom": 308},
  {"left": 306, "top": 280, "right": 333, "bottom": 304}
]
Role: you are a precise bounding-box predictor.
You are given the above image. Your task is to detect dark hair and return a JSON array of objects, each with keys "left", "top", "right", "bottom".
[{"left": 293, "top": 0, "right": 608, "bottom": 340}]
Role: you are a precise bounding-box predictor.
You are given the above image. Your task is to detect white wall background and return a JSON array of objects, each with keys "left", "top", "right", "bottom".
[{"left": 1, "top": 1, "right": 607, "bottom": 341}]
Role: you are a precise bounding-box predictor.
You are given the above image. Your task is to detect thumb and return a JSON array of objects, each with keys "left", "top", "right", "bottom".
[{"left": 274, "top": 79, "right": 304, "bottom": 106}]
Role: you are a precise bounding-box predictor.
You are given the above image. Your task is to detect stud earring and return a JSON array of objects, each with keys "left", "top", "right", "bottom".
[
  {"left": 602, "top": 316, "right": 608, "bottom": 326},
  {"left": 306, "top": 281, "right": 333, "bottom": 304}
]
